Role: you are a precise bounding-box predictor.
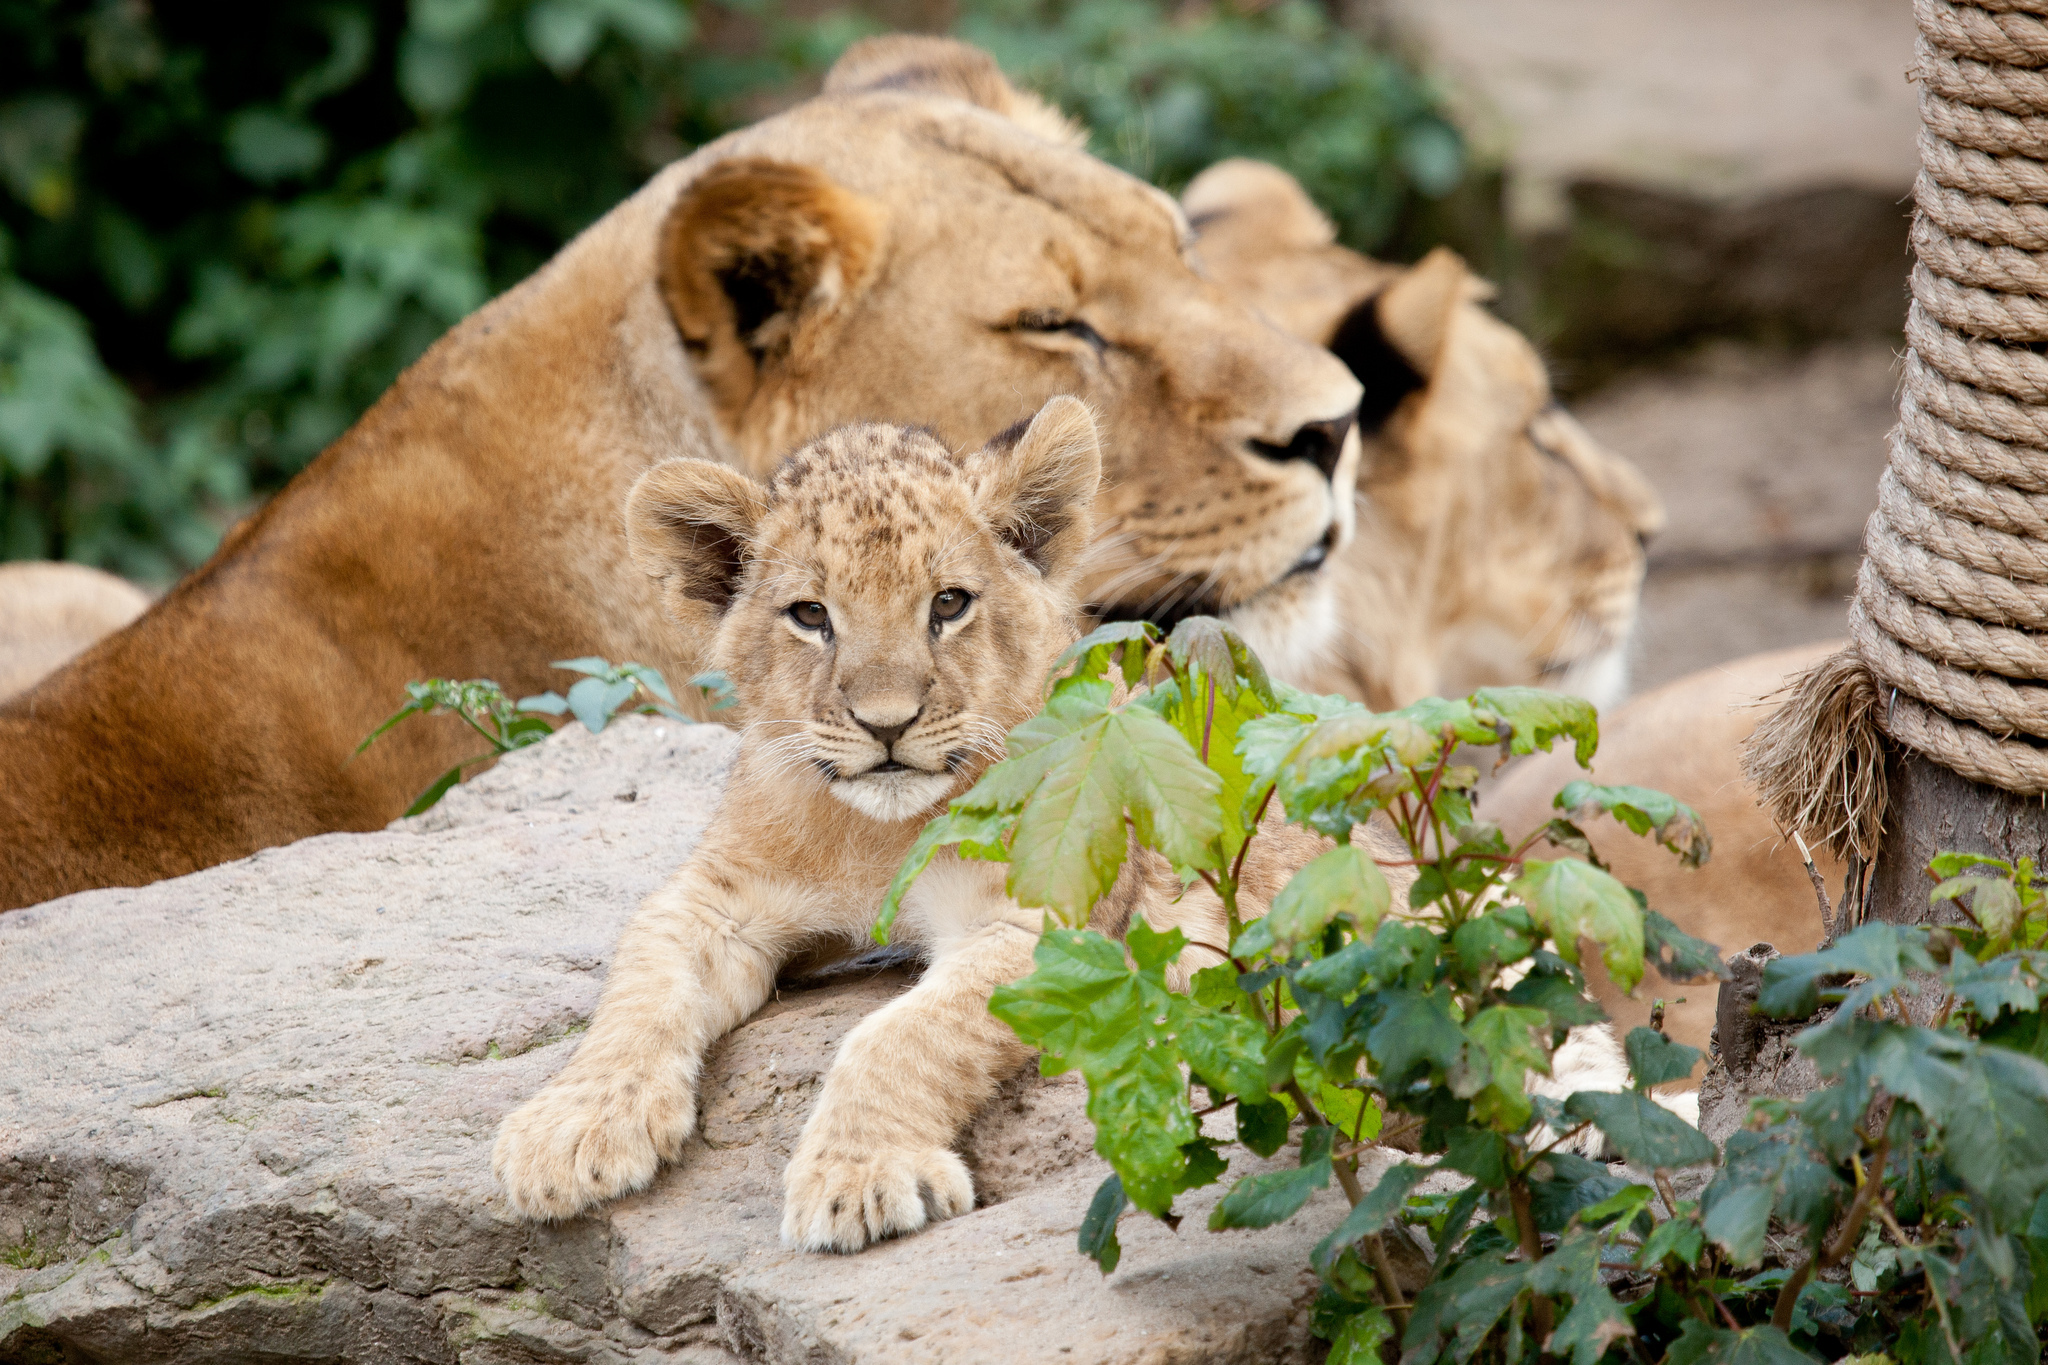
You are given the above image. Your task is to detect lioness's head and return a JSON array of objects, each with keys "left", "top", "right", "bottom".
[
  {"left": 1183, "top": 160, "right": 1664, "bottom": 709},
  {"left": 646, "top": 39, "right": 1361, "bottom": 678},
  {"left": 628, "top": 397, "right": 1099, "bottom": 824}
]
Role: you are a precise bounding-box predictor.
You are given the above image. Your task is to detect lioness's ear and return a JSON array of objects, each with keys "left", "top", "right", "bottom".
[
  {"left": 823, "top": 35, "right": 1087, "bottom": 148},
  {"left": 626, "top": 458, "right": 771, "bottom": 628},
  {"left": 659, "top": 158, "right": 885, "bottom": 430},
  {"left": 1330, "top": 247, "right": 1481, "bottom": 432},
  {"left": 968, "top": 396, "right": 1101, "bottom": 582}
]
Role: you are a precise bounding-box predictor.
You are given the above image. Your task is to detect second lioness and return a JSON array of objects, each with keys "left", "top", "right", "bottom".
[{"left": 492, "top": 398, "right": 1291, "bottom": 1249}]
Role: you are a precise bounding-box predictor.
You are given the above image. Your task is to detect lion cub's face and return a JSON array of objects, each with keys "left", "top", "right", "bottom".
[{"left": 628, "top": 398, "right": 1100, "bottom": 824}]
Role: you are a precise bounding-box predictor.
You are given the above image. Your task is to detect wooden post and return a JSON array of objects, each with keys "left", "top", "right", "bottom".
[{"left": 1865, "top": 752, "right": 2048, "bottom": 927}]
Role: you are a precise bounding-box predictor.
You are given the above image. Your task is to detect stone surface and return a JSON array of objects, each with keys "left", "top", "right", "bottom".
[{"left": 0, "top": 717, "right": 1396, "bottom": 1365}]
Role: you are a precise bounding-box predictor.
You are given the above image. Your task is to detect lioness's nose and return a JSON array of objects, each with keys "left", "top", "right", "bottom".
[
  {"left": 853, "top": 709, "right": 919, "bottom": 749},
  {"left": 1251, "top": 415, "right": 1353, "bottom": 481}
]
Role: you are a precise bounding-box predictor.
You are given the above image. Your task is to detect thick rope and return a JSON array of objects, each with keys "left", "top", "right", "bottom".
[{"left": 1749, "top": 0, "right": 2048, "bottom": 847}]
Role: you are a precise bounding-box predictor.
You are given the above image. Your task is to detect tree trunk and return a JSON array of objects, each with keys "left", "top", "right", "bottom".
[{"left": 1864, "top": 749, "right": 2048, "bottom": 928}]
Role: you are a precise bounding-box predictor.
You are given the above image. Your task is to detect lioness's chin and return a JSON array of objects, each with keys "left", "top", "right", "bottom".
[
  {"left": 1222, "top": 572, "right": 1339, "bottom": 685},
  {"left": 829, "top": 770, "right": 958, "bottom": 823}
]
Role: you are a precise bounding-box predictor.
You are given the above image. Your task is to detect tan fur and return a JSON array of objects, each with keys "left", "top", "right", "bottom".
[
  {"left": 1480, "top": 643, "right": 1844, "bottom": 1081},
  {"left": 1184, "top": 160, "right": 1663, "bottom": 711},
  {"left": 0, "top": 563, "right": 150, "bottom": 703},
  {"left": 0, "top": 43, "right": 1362, "bottom": 913}
]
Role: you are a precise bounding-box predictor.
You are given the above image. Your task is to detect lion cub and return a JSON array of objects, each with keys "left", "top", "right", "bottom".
[{"left": 494, "top": 397, "right": 1147, "bottom": 1250}]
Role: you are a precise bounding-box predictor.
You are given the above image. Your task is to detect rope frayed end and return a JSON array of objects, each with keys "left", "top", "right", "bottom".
[{"left": 1741, "top": 645, "right": 1889, "bottom": 864}]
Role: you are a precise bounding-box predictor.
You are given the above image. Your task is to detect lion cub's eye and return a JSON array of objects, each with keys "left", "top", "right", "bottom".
[
  {"left": 931, "top": 589, "right": 972, "bottom": 625},
  {"left": 788, "top": 601, "right": 830, "bottom": 631}
]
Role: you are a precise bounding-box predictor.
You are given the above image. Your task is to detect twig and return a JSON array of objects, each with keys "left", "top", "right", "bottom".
[{"left": 1793, "top": 832, "right": 1835, "bottom": 942}]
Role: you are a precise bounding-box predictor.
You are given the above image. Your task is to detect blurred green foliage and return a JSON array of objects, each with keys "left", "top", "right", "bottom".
[{"left": 0, "top": 0, "right": 1459, "bottom": 580}]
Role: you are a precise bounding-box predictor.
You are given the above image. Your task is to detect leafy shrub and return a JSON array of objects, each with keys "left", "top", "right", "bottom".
[
  {"left": 881, "top": 617, "right": 2048, "bottom": 1364},
  {"left": 1, "top": 0, "right": 1459, "bottom": 578},
  {"left": 358, "top": 656, "right": 728, "bottom": 812}
]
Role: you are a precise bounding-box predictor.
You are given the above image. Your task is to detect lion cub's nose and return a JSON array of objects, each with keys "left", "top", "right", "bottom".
[{"left": 853, "top": 709, "right": 920, "bottom": 750}]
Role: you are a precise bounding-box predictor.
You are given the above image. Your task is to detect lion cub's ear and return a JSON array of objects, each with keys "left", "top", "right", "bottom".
[
  {"left": 626, "top": 458, "right": 772, "bottom": 631},
  {"left": 967, "top": 396, "right": 1101, "bottom": 583},
  {"left": 659, "top": 159, "right": 885, "bottom": 435}
]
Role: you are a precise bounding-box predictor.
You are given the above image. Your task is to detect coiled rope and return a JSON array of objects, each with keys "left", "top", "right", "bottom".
[{"left": 1749, "top": 0, "right": 2048, "bottom": 857}]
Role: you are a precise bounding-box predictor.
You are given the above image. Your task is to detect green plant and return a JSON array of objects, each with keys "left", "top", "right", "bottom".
[
  {"left": 357, "top": 656, "right": 728, "bottom": 813},
  {"left": 879, "top": 617, "right": 2048, "bottom": 1363}
]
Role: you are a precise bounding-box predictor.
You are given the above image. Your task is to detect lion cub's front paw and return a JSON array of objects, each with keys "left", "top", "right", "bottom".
[
  {"left": 780, "top": 1144, "right": 974, "bottom": 1252},
  {"left": 492, "top": 1074, "right": 695, "bottom": 1221}
]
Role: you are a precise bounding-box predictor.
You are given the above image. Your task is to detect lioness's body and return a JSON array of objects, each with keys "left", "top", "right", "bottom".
[{"left": 0, "top": 41, "right": 1359, "bottom": 912}]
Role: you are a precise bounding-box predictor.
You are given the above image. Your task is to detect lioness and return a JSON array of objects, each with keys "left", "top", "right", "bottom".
[
  {"left": 494, "top": 401, "right": 1687, "bottom": 1244},
  {"left": 0, "top": 39, "right": 1360, "bottom": 913},
  {"left": 1182, "top": 160, "right": 1664, "bottom": 711}
]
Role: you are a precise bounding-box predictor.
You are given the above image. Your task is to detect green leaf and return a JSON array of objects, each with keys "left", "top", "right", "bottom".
[
  {"left": 1562, "top": 1090, "right": 1716, "bottom": 1170},
  {"left": 1950, "top": 951, "right": 2048, "bottom": 1022},
  {"left": 1078, "top": 1173, "right": 1127, "bottom": 1274},
  {"left": 1940, "top": 1041, "right": 2048, "bottom": 1224},
  {"left": 1643, "top": 909, "right": 1731, "bottom": 984},
  {"left": 1323, "top": 1305, "right": 1393, "bottom": 1365},
  {"left": 1573, "top": 1182, "right": 1655, "bottom": 1229},
  {"left": 1471, "top": 686, "right": 1600, "bottom": 766},
  {"left": 989, "top": 928, "right": 1196, "bottom": 1213},
  {"left": 1365, "top": 987, "right": 1467, "bottom": 1086},
  {"left": 1933, "top": 873, "right": 2025, "bottom": 940},
  {"left": 1178, "top": 1006, "right": 1268, "bottom": 1098},
  {"left": 1311, "top": 1162, "right": 1429, "bottom": 1277},
  {"left": 1004, "top": 693, "right": 1223, "bottom": 922},
  {"left": 404, "top": 763, "right": 464, "bottom": 816},
  {"left": 1758, "top": 922, "right": 1933, "bottom": 1018},
  {"left": 1530, "top": 1228, "right": 1635, "bottom": 1365},
  {"left": 1264, "top": 845, "right": 1391, "bottom": 950},
  {"left": 1165, "top": 615, "right": 1242, "bottom": 699},
  {"left": 1235, "top": 1099, "right": 1290, "bottom": 1157},
  {"left": 1463, "top": 1005, "right": 1551, "bottom": 1130},
  {"left": 1452, "top": 905, "right": 1538, "bottom": 976},
  {"left": 1703, "top": 1122, "right": 1845, "bottom": 1261},
  {"left": 550, "top": 656, "right": 612, "bottom": 677},
  {"left": 1639, "top": 1213, "right": 1707, "bottom": 1268},
  {"left": 1625, "top": 1026, "right": 1703, "bottom": 1089},
  {"left": 1663, "top": 1320, "right": 1816, "bottom": 1365},
  {"left": 1209, "top": 1126, "right": 1332, "bottom": 1230},
  {"left": 1510, "top": 859, "right": 1646, "bottom": 994},
  {"left": 1555, "top": 780, "right": 1711, "bottom": 867},
  {"left": 1047, "top": 619, "right": 1156, "bottom": 694}
]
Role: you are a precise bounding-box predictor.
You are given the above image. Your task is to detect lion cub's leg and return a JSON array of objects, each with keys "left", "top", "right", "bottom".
[
  {"left": 494, "top": 856, "right": 824, "bottom": 1220},
  {"left": 782, "top": 858, "right": 1038, "bottom": 1252}
]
